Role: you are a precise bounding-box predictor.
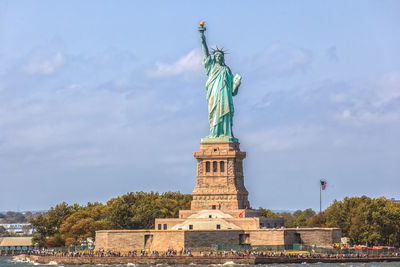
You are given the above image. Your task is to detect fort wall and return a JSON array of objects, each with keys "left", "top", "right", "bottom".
[{"left": 96, "top": 228, "right": 340, "bottom": 251}]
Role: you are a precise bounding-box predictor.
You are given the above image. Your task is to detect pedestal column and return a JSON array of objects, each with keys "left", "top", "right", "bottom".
[{"left": 191, "top": 142, "right": 250, "bottom": 211}]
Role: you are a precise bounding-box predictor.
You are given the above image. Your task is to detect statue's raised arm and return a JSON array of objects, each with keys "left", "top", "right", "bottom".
[{"left": 198, "top": 21, "right": 209, "bottom": 59}]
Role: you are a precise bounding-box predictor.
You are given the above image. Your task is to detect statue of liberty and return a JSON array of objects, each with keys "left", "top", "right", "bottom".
[{"left": 199, "top": 22, "right": 242, "bottom": 143}]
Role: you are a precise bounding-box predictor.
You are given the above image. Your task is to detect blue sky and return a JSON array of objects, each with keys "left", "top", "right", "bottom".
[{"left": 1, "top": 0, "right": 400, "bottom": 212}]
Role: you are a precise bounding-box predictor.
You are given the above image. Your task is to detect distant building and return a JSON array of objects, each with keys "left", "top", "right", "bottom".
[
  {"left": 0, "top": 237, "right": 33, "bottom": 250},
  {"left": 260, "top": 217, "right": 284, "bottom": 229},
  {"left": 389, "top": 198, "right": 400, "bottom": 203},
  {"left": 0, "top": 223, "right": 34, "bottom": 235}
]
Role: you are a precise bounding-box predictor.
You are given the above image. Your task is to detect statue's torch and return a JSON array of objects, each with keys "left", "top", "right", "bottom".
[{"left": 198, "top": 20, "right": 206, "bottom": 33}]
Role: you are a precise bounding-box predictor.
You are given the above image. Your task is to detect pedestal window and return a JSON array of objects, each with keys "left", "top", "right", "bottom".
[{"left": 220, "top": 161, "right": 225, "bottom": 172}]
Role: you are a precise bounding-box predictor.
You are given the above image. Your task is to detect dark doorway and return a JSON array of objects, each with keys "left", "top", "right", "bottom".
[
  {"left": 144, "top": 234, "right": 153, "bottom": 249},
  {"left": 239, "top": 234, "right": 250, "bottom": 245}
]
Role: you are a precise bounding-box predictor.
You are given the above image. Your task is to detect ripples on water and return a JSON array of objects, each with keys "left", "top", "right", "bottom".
[{"left": 1, "top": 257, "right": 400, "bottom": 267}]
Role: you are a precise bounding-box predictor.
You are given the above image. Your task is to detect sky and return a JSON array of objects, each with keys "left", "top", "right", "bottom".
[{"left": 1, "top": 0, "right": 400, "bottom": 212}]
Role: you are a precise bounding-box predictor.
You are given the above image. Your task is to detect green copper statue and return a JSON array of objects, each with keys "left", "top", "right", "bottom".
[{"left": 199, "top": 22, "right": 242, "bottom": 143}]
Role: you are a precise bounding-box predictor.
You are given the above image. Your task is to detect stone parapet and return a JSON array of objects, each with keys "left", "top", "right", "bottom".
[{"left": 179, "top": 208, "right": 260, "bottom": 219}]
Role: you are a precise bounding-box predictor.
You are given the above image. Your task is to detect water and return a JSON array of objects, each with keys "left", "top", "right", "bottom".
[{"left": 2, "top": 257, "right": 400, "bottom": 267}]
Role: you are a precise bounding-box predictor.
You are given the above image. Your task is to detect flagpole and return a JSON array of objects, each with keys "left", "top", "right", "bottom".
[
  {"left": 319, "top": 184, "right": 322, "bottom": 214},
  {"left": 319, "top": 180, "right": 327, "bottom": 213}
]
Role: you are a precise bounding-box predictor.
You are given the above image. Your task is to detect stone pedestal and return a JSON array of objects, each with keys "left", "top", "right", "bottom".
[{"left": 190, "top": 142, "right": 250, "bottom": 211}]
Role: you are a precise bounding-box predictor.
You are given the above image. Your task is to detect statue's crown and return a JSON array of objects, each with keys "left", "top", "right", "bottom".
[{"left": 211, "top": 46, "right": 228, "bottom": 55}]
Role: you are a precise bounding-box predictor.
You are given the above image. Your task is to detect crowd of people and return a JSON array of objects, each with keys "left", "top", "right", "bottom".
[{"left": 1, "top": 248, "right": 399, "bottom": 259}]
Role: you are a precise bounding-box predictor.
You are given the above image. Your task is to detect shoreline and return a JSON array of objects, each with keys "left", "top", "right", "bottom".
[{"left": 13, "top": 254, "right": 400, "bottom": 265}]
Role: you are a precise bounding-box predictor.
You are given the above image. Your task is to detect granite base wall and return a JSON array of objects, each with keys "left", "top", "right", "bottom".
[
  {"left": 95, "top": 228, "right": 341, "bottom": 251},
  {"left": 96, "top": 230, "right": 185, "bottom": 251},
  {"left": 247, "top": 230, "right": 286, "bottom": 246},
  {"left": 283, "top": 228, "right": 342, "bottom": 248},
  {"left": 184, "top": 230, "right": 243, "bottom": 251}
]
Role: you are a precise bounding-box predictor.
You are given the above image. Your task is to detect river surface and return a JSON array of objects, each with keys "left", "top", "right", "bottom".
[{"left": 2, "top": 256, "right": 400, "bottom": 267}]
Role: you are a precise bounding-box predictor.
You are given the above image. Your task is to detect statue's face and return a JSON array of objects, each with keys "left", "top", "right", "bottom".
[{"left": 214, "top": 52, "right": 224, "bottom": 64}]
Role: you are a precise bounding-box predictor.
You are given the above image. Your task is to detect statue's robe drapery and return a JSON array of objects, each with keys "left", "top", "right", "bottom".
[{"left": 204, "top": 55, "right": 238, "bottom": 138}]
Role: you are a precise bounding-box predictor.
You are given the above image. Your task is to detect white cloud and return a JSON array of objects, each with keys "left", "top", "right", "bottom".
[
  {"left": 280, "top": 47, "right": 311, "bottom": 73},
  {"left": 341, "top": 109, "right": 351, "bottom": 119},
  {"left": 331, "top": 71, "right": 400, "bottom": 124},
  {"left": 376, "top": 71, "right": 400, "bottom": 105},
  {"left": 147, "top": 49, "right": 203, "bottom": 79},
  {"left": 24, "top": 51, "right": 65, "bottom": 75},
  {"left": 329, "top": 93, "right": 348, "bottom": 104},
  {"left": 358, "top": 110, "right": 400, "bottom": 124}
]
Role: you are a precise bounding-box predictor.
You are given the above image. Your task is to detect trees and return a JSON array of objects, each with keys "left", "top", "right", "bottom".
[
  {"left": 260, "top": 208, "right": 316, "bottom": 227},
  {"left": 261, "top": 198, "right": 400, "bottom": 246},
  {"left": 0, "top": 226, "right": 9, "bottom": 237},
  {"left": 129, "top": 191, "right": 191, "bottom": 229},
  {"left": 30, "top": 191, "right": 192, "bottom": 248},
  {"left": 106, "top": 191, "right": 191, "bottom": 230},
  {"left": 59, "top": 203, "right": 108, "bottom": 246},
  {"left": 308, "top": 196, "right": 400, "bottom": 246},
  {"left": 0, "top": 211, "right": 31, "bottom": 223},
  {"left": 106, "top": 193, "right": 137, "bottom": 229},
  {"left": 30, "top": 202, "right": 80, "bottom": 247},
  {"left": 259, "top": 208, "right": 279, "bottom": 218},
  {"left": 30, "top": 214, "right": 50, "bottom": 247},
  {"left": 307, "top": 212, "right": 326, "bottom": 227}
]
